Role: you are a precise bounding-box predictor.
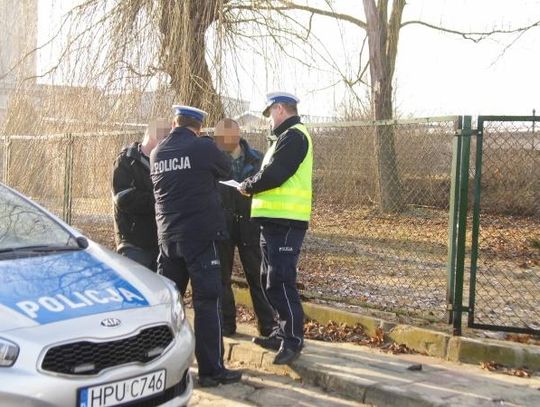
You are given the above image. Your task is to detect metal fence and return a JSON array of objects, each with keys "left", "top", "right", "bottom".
[
  {"left": 466, "top": 116, "right": 539, "bottom": 334},
  {"left": 1, "top": 116, "right": 538, "bottom": 334},
  {"left": 1, "top": 132, "right": 139, "bottom": 249}
]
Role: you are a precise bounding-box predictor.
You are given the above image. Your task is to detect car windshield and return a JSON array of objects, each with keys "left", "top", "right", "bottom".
[{"left": 0, "top": 185, "right": 78, "bottom": 253}]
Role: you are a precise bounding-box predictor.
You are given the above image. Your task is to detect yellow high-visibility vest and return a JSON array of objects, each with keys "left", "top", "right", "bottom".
[{"left": 251, "top": 123, "right": 313, "bottom": 221}]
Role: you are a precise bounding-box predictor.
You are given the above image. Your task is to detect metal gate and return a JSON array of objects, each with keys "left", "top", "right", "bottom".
[{"left": 451, "top": 115, "right": 540, "bottom": 335}]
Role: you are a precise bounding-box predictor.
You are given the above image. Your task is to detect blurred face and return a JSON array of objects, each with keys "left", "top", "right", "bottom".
[
  {"left": 148, "top": 118, "right": 171, "bottom": 151},
  {"left": 214, "top": 119, "right": 240, "bottom": 152},
  {"left": 154, "top": 120, "right": 171, "bottom": 143}
]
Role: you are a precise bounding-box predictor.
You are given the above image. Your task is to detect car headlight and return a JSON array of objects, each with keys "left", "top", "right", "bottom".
[{"left": 0, "top": 338, "right": 19, "bottom": 367}]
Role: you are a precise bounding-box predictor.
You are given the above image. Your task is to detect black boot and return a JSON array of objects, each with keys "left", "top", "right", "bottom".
[
  {"left": 258, "top": 324, "right": 277, "bottom": 337},
  {"left": 198, "top": 368, "right": 242, "bottom": 387},
  {"left": 252, "top": 335, "right": 282, "bottom": 351},
  {"left": 273, "top": 346, "right": 301, "bottom": 365}
]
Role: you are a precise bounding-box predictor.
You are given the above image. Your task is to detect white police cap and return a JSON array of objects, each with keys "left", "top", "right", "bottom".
[
  {"left": 172, "top": 105, "right": 208, "bottom": 122},
  {"left": 262, "top": 91, "right": 300, "bottom": 117}
]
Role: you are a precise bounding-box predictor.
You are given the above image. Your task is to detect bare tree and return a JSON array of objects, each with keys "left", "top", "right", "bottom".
[
  {"left": 259, "top": 0, "right": 540, "bottom": 212},
  {"left": 45, "top": 0, "right": 232, "bottom": 124},
  {"left": 34, "top": 0, "right": 324, "bottom": 124},
  {"left": 6, "top": 1, "right": 539, "bottom": 209},
  {"left": 242, "top": 0, "right": 405, "bottom": 211},
  {"left": 3, "top": 0, "right": 330, "bottom": 135},
  {"left": 157, "top": 1, "right": 226, "bottom": 121},
  {"left": 364, "top": 0, "right": 404, "bottom": 211}
]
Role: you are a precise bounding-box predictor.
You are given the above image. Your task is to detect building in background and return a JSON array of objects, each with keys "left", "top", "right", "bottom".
[{"left": 0, "top": 0, "right": 37, "bottom": 123}]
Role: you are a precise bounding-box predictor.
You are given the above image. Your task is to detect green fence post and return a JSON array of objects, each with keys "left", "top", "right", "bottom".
[
  {"left": 446, "top": 117, "right": 463, "bottom": 324},
  {"left": 3, "top": 135, "right": 11, "bottom": 185},
  {"left": 467, "top": 118, "right": 484, "bottom": 327},
  {"left": 62, "top": 134, "right": 74, "bottom": 224},
  {"left": 62, "top": 134, "right": 69, "bottom": 222},
  {"left": 68, "top": 133, "right": 74, "bottom": 224},
  {"left": 452, "top": 115, "right": 472, "bottom": 336}
]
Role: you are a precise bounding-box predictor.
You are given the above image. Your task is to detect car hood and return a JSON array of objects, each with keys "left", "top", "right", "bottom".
[{"left": 0, "top": 242, "right": 171, "bottom": 331}]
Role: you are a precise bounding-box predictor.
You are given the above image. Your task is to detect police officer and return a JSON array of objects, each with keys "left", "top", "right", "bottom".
[
  {"left": 238, "top": 92, "right": 313, "bottom": 365},
  {"left": 213, "top": 118, "right": 276, "bottom": 337},
  {"left": 150, "top": 105, "right": 242, "bottom": 387},
  {"left": 112, "top": 118, "right": 169, "bottom": 271}
]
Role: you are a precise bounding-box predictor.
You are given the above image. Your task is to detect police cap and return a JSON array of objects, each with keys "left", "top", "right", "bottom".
[
  {"left": 262, "top": 91, "right": 299, "bottom": 117},
  {"left": 172, "top": 105, "right": 208, "bottom": 122}
]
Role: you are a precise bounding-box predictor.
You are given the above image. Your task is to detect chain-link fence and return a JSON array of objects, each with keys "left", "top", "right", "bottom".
[
  {"left": 69, "top": 133, "right": 139, "bottom": 236},
  {"left": 467, "top": 117, "right": 540, "bottom": 333},
  {"left": 1, "top": 116, "right": 538, "bottom": 331},
  {"left": 1, "top": 132, "right": 138, "bottom": 249},
  {"left": 3, "top": 134, "right": 66, "bottom": 211},
  {"left": 306, "top": 117, "right": 457, "bottom": 320}
]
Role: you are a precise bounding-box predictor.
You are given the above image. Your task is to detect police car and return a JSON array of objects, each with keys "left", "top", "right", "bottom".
[{"left": 0, "top": 183, "right": 194, "bottom": 407}]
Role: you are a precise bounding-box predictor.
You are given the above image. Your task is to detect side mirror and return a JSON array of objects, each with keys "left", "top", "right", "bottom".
[{"left": 76, "top": 236, "right": 89, "bottom": 249}]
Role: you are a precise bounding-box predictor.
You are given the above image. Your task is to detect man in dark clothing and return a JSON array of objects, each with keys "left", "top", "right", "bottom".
[
  {"left": 112, "top": 118, "right": 169, "bottom": 271},
  {"left": 213, "top": 118, "right": 275, "bottom": 337},
  {"left": 238, "top": 92, "right": 313, "bottom": 365},
  {"left": 151, "top": 105, "right": 242, "bottom": 388}
]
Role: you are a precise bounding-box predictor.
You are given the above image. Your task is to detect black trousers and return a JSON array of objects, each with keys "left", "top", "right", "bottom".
[
  {"left": 157, "top": 239, "right": 224, "bottom": 376},
  {"left": 218, "top": 238, "right": 275, "bottom": 335},
  {"left": 260, "top": 223, "right": 306, "bottom": 351}
]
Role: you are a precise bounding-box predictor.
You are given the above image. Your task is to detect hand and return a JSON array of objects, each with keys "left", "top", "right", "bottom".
[{"left": 237, "top": 185, "right": 250, "bottom": 196}]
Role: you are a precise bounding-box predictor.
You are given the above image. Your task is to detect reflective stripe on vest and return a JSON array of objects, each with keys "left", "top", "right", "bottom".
[{"left": 251, "top": 123, "right": 313, "bottom": 221}]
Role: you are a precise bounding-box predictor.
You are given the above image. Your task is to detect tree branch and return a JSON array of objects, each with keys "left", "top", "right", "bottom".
[
  {"left": 277, "top": 0, "right": 367, "bottom": 29},
  {"left": 386, "top": 0, "right": 405, "bottom": 80},
  {"left": 401, "top": 19, "right": 540, "bottom": 43},
  {"left": 227, "top": 0, "right": 367, "bottom": 29}
]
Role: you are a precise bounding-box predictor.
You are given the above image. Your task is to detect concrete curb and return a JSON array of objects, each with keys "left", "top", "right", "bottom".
[
  {"left": 232, "top": 286, "right": 540, "bottom": 370},
  {"left": 223, "top": 334, "right": 540, "bottom": 407},
  {"left": 225, "top": 339, "right": 438, "bottom": 406}
]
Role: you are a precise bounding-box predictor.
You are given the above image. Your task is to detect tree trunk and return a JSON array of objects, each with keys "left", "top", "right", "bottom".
[
  {"left": 372, "top": 77, "right": 403, "bottom": 212},
  {"left": 363, "top": 0, "right": 404, "bottom": 212},
  {"left": 159, "top": 0, "right": 225, "bottom": 124}
]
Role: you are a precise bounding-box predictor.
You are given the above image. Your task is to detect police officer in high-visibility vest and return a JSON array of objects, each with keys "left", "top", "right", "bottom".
[
  {"left": 151, "top": 105, "right": 242, "bottom": 387},
  {"left": 238, "top": 92, "right": 313, "bottom": 365}
]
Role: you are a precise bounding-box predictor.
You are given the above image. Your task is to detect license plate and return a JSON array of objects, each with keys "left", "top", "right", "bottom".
[{"left": 78, "top": 369, "right": 166, "bottom": 407}]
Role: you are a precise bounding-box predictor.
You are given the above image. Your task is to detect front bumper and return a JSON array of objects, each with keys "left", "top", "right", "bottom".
[{"left": 0, "top": 311, "right": 194, "bottom": 407}]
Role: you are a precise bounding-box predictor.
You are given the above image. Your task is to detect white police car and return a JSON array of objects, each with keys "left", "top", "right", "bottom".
[{"left": 0, "top": 183, "right": 194, "bottom": 407}]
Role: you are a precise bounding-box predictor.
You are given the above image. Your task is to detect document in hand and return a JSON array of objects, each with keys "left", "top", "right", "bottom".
[{"left": 219, "top": 180, "right": 241, "bottom": 188}]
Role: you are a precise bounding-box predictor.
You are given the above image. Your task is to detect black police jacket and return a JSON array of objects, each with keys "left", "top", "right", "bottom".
[
  {"left": 218, "top": 138, "right": 262, "bottom": 246},
  {"left": 150, "top": 126, "right": 231, "bottom": 243},
  {"left": 112, "top": 142, "right": 158, "bottom": 251}
]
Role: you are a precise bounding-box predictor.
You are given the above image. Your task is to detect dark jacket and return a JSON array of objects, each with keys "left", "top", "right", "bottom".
[
  {"left": 241, "top": 115, "right": 309, "bottom": 230},
  {"left": 150, "top": 126, "right": 231, "bottom": 243},
  {"left": 112, "top": 142, "right": 158, "bottom": 251},
  {"left": 219, "top": 138, "right": 262, "bottom": 246}
]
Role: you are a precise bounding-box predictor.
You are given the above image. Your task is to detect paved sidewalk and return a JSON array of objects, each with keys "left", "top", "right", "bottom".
[
  {"left": 223, "top": 322, "right": 540, "bottom": 407},
  {"left": 189, "top": 367, "right": 366, "bottom": 406}
]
